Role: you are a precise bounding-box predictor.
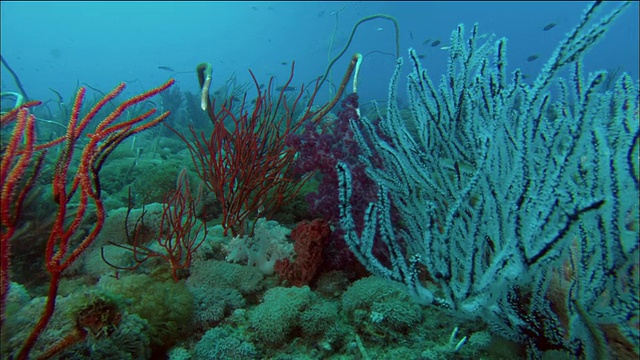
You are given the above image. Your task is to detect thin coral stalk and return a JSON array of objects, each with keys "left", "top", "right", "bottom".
[
  {"left": 170, "top": 55, "right": 360, "bottom": 237},
  {"left": 102, "top": 169, "right": 207, "bottom": 282}
]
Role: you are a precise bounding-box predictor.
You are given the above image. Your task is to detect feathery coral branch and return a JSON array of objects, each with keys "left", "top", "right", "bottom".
[{"left": 0, "top": 79, "right": 175, "bottom": 360}]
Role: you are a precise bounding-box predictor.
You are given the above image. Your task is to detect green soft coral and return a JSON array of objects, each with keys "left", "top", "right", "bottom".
[{"left": 98, "top": 274, "right": 194, "bottom": 348}]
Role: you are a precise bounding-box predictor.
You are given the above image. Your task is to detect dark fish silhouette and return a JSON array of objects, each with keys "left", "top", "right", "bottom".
[
  {"left": 431, "top": 40, "right": 441, "bottom": 47},
  {"left": 158, "top": 66, "right": 175, "bottom": 72},
  {"left": 543, "top": 22, "right": 557, "bottom": 31},
  {"left": 417, "top": 54, "right": 426, "bottom": 59},
  {"left": 276, "top": 86, "right": 297, "bottom": 92},
  {"left": 527, "top": 54, "right": 539, "bottom": 62},
  {"left": 281, "top": 61, "right": 288, "bottom": 66}
]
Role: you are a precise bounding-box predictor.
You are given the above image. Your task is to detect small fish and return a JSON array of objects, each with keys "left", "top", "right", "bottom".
[
  {"left": 376, "top": 27, "right": 383, "bottom": 31},
  {"left": 431, "top": 40, "right": 441, "bottom": 47},
  {"left": 543, "top": 22, "right": 557, "bottom": 31},
  {"left": 422, "top": 38, "right": 431, "bottom": 45},
  {"left": 526, "top": 54, "right": 539, "bottom": 62},
  {"left": 276, "top": 86, "right": 297, "bottom": 92},
  {"left": 440, "top": 45, "right": 451, "bottom": 50},
  {"left": 158, "top": 66, "right": 175, "bottom": 72},
  {"left": 281, "top": 61, "right": 288, "bottom": 66},
  {"left": 417, "top": 54, "right": 426, "bottom": 59},
  {"left": 410, "top": 31, "right": 414, "bottom": 40}
]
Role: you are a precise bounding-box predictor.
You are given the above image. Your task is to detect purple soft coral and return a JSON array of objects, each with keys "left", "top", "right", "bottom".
[{"left": 286, "top": 93, "right": 378, "bottom": 272}]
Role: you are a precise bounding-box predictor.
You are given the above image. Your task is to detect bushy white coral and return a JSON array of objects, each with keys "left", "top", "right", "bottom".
[{"left": 222, "top": 218, "right": 293, "bottom": 275}]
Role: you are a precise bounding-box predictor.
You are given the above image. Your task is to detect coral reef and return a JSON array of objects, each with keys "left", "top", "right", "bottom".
[
  {"left": 1, "top": 3, "right": 636, "bottom": 359},
  {"left": 342, "top": 276, "right": 423, "bottom": 340},
  {"left": 248, "top": 286, "right": 314, "bottom": 345},
  {"left": 98, "top": 274, "right": 194, "bottom": 349},
  {"left": 193, "top": 326, "right": 258, "bottom": 360}
]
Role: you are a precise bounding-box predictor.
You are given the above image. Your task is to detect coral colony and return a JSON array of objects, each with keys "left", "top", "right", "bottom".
[{"left": 1, "top": 2, "right": 638, "bottom": 359}]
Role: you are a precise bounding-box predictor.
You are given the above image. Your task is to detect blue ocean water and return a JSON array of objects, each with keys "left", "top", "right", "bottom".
[{"left": 1, "top": 1, "right": 638, "bottom": 107}]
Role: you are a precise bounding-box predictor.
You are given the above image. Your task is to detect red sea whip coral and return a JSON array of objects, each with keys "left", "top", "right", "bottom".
[{"left": 1, "top": 79, "right": 174, "bottom": 359}]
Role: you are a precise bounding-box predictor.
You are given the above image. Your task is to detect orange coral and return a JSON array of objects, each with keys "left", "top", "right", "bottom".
[{"left": 275, "top": 219, "right": 331, "bottom": 286}]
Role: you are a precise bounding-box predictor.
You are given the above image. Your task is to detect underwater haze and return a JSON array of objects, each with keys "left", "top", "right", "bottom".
[{"left": 1, "top": 1, "right": 638, "bottom": 106}]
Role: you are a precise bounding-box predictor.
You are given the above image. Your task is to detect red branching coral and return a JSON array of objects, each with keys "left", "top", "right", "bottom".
[{"left": 275, "top": 219, "right": 331, "bottom": 287}]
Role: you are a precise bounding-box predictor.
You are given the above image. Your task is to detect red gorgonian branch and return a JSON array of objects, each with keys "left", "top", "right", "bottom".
[
  {"left": 1, "top": 79, "right": 174, "bottom": 360},
  {"left": 169, "top": 55, "right": 361, "bottom": 237},
  {"left": 102, "top": 168, "right": 208, "bottom": 282},
  {"left": 170, "top": 65, "right": 318, "bottom": 237}
]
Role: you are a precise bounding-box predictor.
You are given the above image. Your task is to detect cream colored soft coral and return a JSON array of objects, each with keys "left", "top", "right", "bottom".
[{"left": 223, "top": 218, "right": 294, "bottom": 275}]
